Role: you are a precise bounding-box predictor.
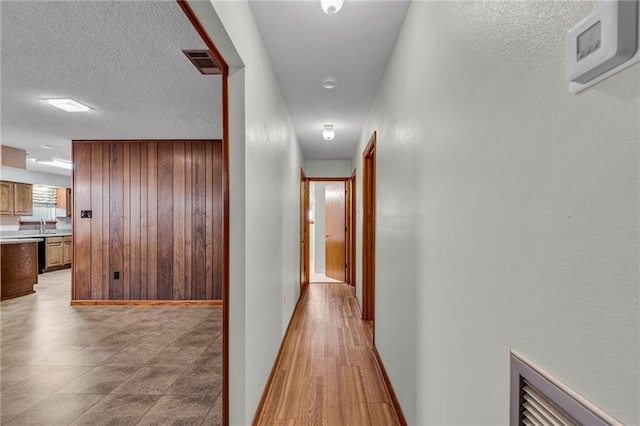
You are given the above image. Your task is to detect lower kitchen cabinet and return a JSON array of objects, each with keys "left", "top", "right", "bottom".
[{"left": 44, "top": 236, "right": 72, "bottom": 271}]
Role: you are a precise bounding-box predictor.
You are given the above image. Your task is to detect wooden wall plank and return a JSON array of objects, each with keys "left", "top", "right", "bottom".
[
  {"left": 90, "top": 144, "right": 103, "bottom": 300},
  {"left": 192, "top": 142, "right": 207, "bottom": 300},
  {"left": 205, "top": 142, "right": 214, "bottom": 300},
  {"left": 147, "top": 142, "right": 158, "bottom": 300},
  {"left": 73, "top": 143, "right": 92, "bottom": 300},
  {"left": 101, "top": 143, "right": 111, "bottom": 301},
  {"left": 129, "top": 143, "right": 141, "bottom": 300},
  {"left": 157, "top": 142, "right": 174, "bottom": 300},
  {"left": 109, "top": 143, "right": 124, "bottom": 300},
  {"left": 184, "top": 143, "right": 193, "bottom": 300},
  {"left": 172, "top": 142, "right": 186, "bottom": 300},
  {"left": 212, "top": 141, "right": 223, "bottom": 300},
  {"left": 139, "top": 143, "right": 148, "bottom": 300},
  {"left": 123, "top": 143, "right": 131, "bottom": 300}
]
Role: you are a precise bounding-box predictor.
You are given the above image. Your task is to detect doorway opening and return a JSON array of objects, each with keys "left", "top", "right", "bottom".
[
  {"left": 300, "top": 174, "right": 356, "bottom": 289},
  {"left": 177, "top": 1, "right": 230, "bottom": 424}
]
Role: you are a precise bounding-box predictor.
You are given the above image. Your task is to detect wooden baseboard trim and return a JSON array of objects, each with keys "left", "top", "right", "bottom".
[
  {"left": 252, "top": 287, "right": 308, "bottom": 425},
  {"left": 372, "top": 345, "right": 408, "bottom": 426},
  {"left": 70, "top": 300, "right": 222, "bottom": 306}
]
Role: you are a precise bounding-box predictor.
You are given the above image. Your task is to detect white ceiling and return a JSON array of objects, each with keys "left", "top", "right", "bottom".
[
  {"left": 1, "top": 1, "right": 222, "bottom": 176},
  {"left": 1, "top": 1, "right": 410, "bottom": 176},
  {"left": 249, "top": 0, "right": 410, "bottom": 160}
]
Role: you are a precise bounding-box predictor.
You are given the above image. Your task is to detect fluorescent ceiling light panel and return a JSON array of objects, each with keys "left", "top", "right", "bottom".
[
  {"left": 45, "top": 98, "right": 91, "bottom": 112},
  {"left": 34, "top": 158, "right": 73, "bottom": 170}
]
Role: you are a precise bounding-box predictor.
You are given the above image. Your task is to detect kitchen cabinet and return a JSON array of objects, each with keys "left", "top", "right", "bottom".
[
  {"left": 14, "top": 183, "right": 33, "bottom": 215},
  {"left": 0, "top": 182, "right": 12, "bottom": 215},
  {"left": 1, "top": 240, "right": 38, "bottom": 300},
  {"left": 62, "top": 236, "right": 72, "bottom": 265},
  {"left": 44, "top": 236, "right": 72, "bottom": 271},
  {"left": 0, "top": 181, "right": 33, "bottom": 216},
  {"left": 56, "top": 187, "right": 72, "bottom": 217}
]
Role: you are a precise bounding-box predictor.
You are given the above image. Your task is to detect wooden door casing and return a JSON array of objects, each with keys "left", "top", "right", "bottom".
[
  {"left": 325, "top": 181, "right": 346, "bottom": 282},
  {"left": 362, "top": 132, "right": 376, "bottom": 322},
  {"left": 300, "top": 169, "right": 310, "bottom": 291}
]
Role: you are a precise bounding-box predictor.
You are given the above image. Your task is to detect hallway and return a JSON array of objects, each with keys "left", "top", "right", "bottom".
[{"left": 256, "top": 283, "right": 399, "bottom": 425}]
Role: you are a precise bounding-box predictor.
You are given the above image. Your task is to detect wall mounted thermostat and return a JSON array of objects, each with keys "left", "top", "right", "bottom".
[{"left": 567, "top": 0, "right": 639, "bottom": 93}]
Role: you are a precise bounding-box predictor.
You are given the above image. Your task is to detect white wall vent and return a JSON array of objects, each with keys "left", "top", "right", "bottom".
[
  {"left": 510, "top": 350, "right": 622, "bottom": 426},
  {"left": 182, "top": 50, "right": 221, "bottom": 75}
]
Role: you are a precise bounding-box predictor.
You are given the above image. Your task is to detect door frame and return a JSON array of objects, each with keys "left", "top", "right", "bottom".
[
  {"left": 300, "top": 169, "right": 310, "bottom": 292},
  {"left": 362, "top": 132, "right": 376, "bottom": 322},
  {"left": 300, "top": 175, "right": 356, "bottom": 286},
  {"left": 177, "top": 2, "right": 230, "bottom": 424}
]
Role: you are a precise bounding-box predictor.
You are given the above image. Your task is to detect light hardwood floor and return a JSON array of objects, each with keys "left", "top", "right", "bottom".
[{"left": 255, "top": 283, "right": 400, "bottom": 425}]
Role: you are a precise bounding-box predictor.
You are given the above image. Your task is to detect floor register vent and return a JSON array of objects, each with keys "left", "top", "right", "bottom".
[{"left": 510, "top": 350, "right": 622, "bottom": 426}]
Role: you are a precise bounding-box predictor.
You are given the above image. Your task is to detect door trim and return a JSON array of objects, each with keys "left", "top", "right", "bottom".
[
  {"left": 348, "top": 169, "right": 356, "bottom": 286},
  {"left": 176, "top": 2, "right": 230, "bottom": 424},
  {"left": 300, "top": 168, "right": 310, "bottom": 292},
  {"left": 362, "top": 132, "right": 376, "bottom": 323}
]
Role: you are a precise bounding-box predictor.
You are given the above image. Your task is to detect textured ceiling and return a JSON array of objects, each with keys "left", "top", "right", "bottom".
[
  {"left": 1, "top": 1, "right": 222, "bottom": 176},
  {"left": 250, "top": 0, "right": 410, "bottom": 160}
]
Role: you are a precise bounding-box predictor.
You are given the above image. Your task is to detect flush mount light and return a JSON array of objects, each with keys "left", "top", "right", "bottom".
[
  {"left": 322, "top": 124, "right": 335, "bottom": 141},
  {"left": 42, "top": 144, "right": 55, "bottom": 150},
  {"left": 33, "top": 158, "right": 72, "bottom": 170},
  {"left": 320, "top": 0, "right": 344, "bottom": 15},
  {"left": 44, "top": 98, "right": 91, "bottom": 112},
  {"left": 321, "top": 77, "right": 338, "bottom": 89}
]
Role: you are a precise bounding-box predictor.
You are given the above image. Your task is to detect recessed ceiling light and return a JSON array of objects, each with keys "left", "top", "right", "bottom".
[
  {"left": 320, "top": 0, "right": 344, "bottom": 15},
  {"left": 322, "top": 124, "right": 335, "bottom": 141},
  {"left": 42, "top": 144, "right": 55, "bottom": 150},
  {"left": 44, "top": 98, "right": 91, "bottom": 112},
  {"left": 321, "top": 77, "right": 338, "bottom": 89}
]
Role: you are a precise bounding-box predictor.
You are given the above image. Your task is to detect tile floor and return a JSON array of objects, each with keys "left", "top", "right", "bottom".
[{"left": 0, "top": 269, "right": 222, "bottom": 425}]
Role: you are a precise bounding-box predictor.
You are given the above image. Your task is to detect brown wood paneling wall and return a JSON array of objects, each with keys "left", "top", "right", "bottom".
[{"left": 72, "top": 140, "right": 223, "bottom": 301}]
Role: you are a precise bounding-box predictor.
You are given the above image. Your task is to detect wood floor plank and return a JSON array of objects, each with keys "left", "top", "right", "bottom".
[{"left": 255, "top": 283, "right": 400, "bottom": 425}]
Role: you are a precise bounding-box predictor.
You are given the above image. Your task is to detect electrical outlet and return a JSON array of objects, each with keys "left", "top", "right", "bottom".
[{"left": 283, "top": 293, "right": 287, "bottom": 305}]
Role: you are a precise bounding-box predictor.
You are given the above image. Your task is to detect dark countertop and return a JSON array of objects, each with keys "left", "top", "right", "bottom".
[{"left": 0, "top": 238, "right": 44, "bottom": 245}]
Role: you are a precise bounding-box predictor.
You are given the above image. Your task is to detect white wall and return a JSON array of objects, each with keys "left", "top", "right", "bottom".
[
  {"left": 190, "top": 1, "right": 303, "bottom": 424},
  {"left": 304, "top": 159, "right": 352, "bottom": 177},
  {"left": 0, "top": 166, "right": 71, "bottom": 188},
  {"left": 353, "top": 1, "right": 639, "bottom": 424}
]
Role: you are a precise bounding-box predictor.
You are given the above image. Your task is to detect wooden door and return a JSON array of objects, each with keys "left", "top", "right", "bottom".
[
  {"left": 325, "top": 181, "right": 346, "bottom": 282},
  {"left": 300, "top": 170, "right": 310, "bottom": 291}
]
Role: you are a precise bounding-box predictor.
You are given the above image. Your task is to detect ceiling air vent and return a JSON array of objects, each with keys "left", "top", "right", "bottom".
[
  {"left": 510, "top": 350, "right": 622, "bottom": 426},
  {"left": 182, "top": 50, "right": 221, "bottom": 75}
]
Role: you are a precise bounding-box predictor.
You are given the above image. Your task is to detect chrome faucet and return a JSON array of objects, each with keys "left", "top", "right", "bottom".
[{"left": 39, "top": 218, "right": 46, "bottom": 234}]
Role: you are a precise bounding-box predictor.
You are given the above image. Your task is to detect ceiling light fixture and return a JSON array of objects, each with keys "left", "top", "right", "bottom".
[
  {"left": 321, "top": 77, "right": 338, "bottom": 89},
  {"left": 42, "top": 144, "right": 55, "bottom": 150},
  {"left": 320, "top": 0, "right": 344, "bottom": 15},
  {"left": 44, "top": 98, "right": 91, "bottom": 112},
  {"left": 322, "top": 124, "right": 335, "bottom": 141},
  {"left": 33, "top": 158, "right": 73, "bottom": 170}
]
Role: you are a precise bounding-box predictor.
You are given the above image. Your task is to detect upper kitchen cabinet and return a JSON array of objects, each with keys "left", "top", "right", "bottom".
[
  {"left": 0, "top": 181, "right": 33, "bottom": 216},
  {"left": 56, "top": 187, "right": 71, "bottom": 217}
]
